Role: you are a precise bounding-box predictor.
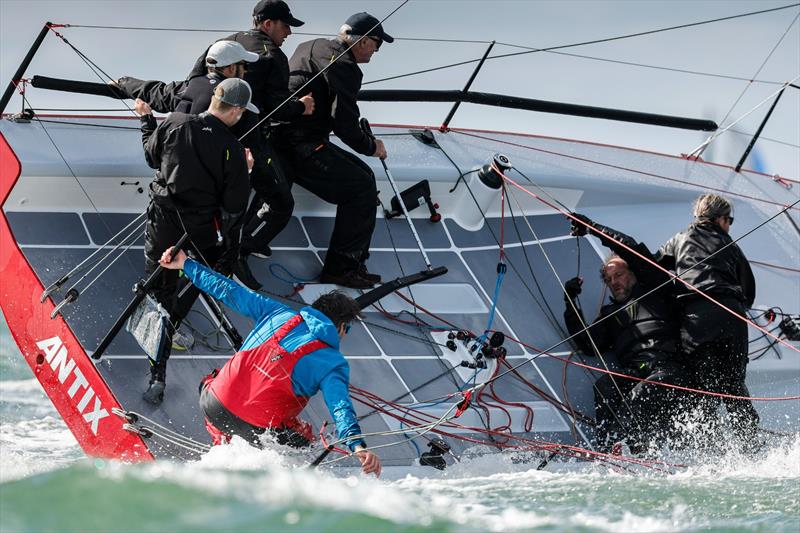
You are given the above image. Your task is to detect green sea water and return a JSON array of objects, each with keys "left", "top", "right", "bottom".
[{"left": 1, "top": 311, "right": 799, "bottom": 533}]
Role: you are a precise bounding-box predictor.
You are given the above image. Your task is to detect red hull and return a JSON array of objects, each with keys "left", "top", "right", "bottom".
[{"left": 0, "top": 132, "right": 152, "bottom": 461}]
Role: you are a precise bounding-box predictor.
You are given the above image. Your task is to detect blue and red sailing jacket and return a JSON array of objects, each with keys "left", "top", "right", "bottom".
[{"left": 183, "top": 258, "right": 366, "bottom": 450}]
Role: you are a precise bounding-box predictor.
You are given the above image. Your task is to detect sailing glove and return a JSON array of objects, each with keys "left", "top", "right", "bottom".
[
  {"left": 564, "top": 277, "right": 583, "bottom": 300},
  {"left": 569, "top": 213, "right": 593, "bottom": 237}
]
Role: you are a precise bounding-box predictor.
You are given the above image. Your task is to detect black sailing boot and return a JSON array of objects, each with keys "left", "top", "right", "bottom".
[
  {"left": 233, "top": 255, "right": 263, "bottom": 291},
  {"left": 143, "top": 350, "right": 168, "bottom": 405}
]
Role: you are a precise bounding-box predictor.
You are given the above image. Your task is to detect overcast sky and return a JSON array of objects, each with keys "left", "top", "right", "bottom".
[{"left": 1, "top": 0, "right": 798, "bottom": 177}]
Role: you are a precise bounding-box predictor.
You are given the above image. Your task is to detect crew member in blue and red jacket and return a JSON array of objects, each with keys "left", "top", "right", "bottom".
[{"left": 158, "top": 246, "right": 381, "bottom": 476}]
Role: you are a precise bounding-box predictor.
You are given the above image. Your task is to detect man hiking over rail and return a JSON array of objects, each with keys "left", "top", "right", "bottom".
[
  {"left": 564, "top": 213, "right": 685, "bottom": 453},
  {"left": 157, "top": 245, "right": 382, "bottom": 477}
]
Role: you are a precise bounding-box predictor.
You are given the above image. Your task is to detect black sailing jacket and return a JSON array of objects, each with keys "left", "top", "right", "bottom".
[
  {"left": 141, "top": 112, "right": 249, "bottom": 215},
  {"left": 658, "top": 221, "right": 755, "bottom": 307},
  {"left": 188, "top": 30, "right": 305, "bottom": 123},
  {"left": 281, "top": 38, "right": 376, "bottom": 156},
  {"left": 564, "top": 225, "right": 681, "bottom": 369}
]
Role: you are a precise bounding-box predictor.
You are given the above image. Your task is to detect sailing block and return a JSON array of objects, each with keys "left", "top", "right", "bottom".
[{"left": 383, "top": 179, "right": 441, "bottom": 222}]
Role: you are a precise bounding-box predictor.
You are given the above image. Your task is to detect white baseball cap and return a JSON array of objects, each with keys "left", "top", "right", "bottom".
[{"left": 206, "top": 41, "right": 259, "bottom": 68}]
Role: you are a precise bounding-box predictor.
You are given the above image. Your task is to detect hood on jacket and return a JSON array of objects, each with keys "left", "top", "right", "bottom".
[{"left": 299, "top": 306, "right": 341, "bottom": 349}]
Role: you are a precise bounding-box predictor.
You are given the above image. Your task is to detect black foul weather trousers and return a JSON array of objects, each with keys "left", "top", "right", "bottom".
[
  {"left": 143, "top": 203, "right": 223, "bottom": 381},
  {"left": 593, "top": 361, "right": 684, "bottom": 451},
  {"left": 279, "top": 139, "right": 377, "bottom": 275},
  {"left": 680, "top": 296, "right": 760, "bottom": 444},
  {"left": 241, "top": 135, "right": 294, "bottom": 254}
]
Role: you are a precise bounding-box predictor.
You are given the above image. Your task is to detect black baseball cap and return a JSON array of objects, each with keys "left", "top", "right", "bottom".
[
  {"left": 344, "top": 12, "right": 394, "bottom": 44},
  {"left": 253, "top": 0, "right": 304, "bottom": 27}
]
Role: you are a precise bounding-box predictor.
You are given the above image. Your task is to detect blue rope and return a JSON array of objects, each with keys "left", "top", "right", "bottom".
[
  {"left": 268, "top": 262, "right": 315, "bottom": 285},
  {"left": 478, "top": 263, "right": 507, "bottom": 345}
]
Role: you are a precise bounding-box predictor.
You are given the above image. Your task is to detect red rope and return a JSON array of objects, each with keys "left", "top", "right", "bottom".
[
  {"left": 501, "top": 332, "right": 800, "bottom": 401},
  {"left": 348, "top": 386, "right": 677, "bottom": 472},
  {"left": 348, "top": 386, "right": 682, "bottom": 473},
  {"left": 457, "top": 130, "right": 799, "bottom": 213},
  {"left": 318, "top": 422, "right": 348, "bottom": 456}
]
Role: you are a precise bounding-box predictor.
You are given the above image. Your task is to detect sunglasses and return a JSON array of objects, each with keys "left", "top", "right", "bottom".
[
  {"left": 367, "top": 36, "right": 382, "bottom": 50},
  {"left": 726, "top": 215, "right": 734, "bottom": 225},
  {"left": 344, "top": 323, "right": 352, "bottom": 335}
]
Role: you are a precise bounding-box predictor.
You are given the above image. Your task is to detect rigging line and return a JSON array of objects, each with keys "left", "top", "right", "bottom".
[
  {"left": 348, "top": 394, "right": 615, "bottom": 470},
  {"left": 499, "top": 179, "right": 613, "bottom": 434},
  {"left": 715, "top": 11, "right": 800, "bottom": 134},
  {"left": 435, "top": 142, "right": 570, "bottom": 335},
  {"left": 363, "top": 2, "right": 800, "bottom": 85},
  {"left": 29, "top": 36, "right": 148, "bottom": 282},
  {"left": 345, "top": 392, "right": 680, "bottom": 474},
  {"left": 504, "top": 187, "right": 570, "bottom": 336},
  {"left": 750, "top": 259, "right": 800, "bottom": 273},
  {"left": 33, "top": 108, "right": 133, "bottom": 112},
  {"left": 376, "top": 193, "right": 597, "bottom": 435},
  {"left": 501, "top": 47, "right": 791, "bottom": 87},
  {"left": 26, "top": 111, "right": 143, "bottom": 281},
  {"left": 501, "top": 169, "right": 800, "bottom": 353},
  {"left": 64, "top": 220, "right": 146, "bottom": 295},
  {"left": 745, "top": 310, "right": 785, "bottom": 361},
  {"left": 323, "top": 402, "right": 460, "bottom": 455},
  {"left": 293, "top": 33, "right": 495, "bottom": 45},
  {"left": 377, "top": 201, "right": 461, "bottom": 391},
  {"left": 506, "top": 168, "right": 800, "bottom": 353},
  {"left": 690, "top": 74, "right": 800, "bottom": 158},
  {"left": 369, "top": 304, "right": 595, "bottom": 423},
  {"left": 27, "top": 119, "right": 142, "bottom": 131},
  {"left": 430, "top": 139, "right": 600, "bottom": 444},
  {"left": 43, "top": 211, "right": 146, "bottom": 290},
  {"left": 134, "top": 425, "right": 210, "bottom": 455},
  {"left": 729, "top": 129, "right": 800, "bottom": 150},
  {"left": 452, "top": 129, "right": 800, "bottom": 212},
  {"left": 46, "top": 26, "right": 137, "bottom": 117},
  {"left": 504, "top": 184, "right": 643, "bottom": 436},
  {"left": 450, "top": 197, "right": 800, "bottom": 400},
  {"left": 352, "top": 197, "right": 794, "bottom": 410},
  {"left": 58, "top": 24, "right": 493, "bottom": 44},
  {"left": 238, "top": 0, "right": 410, "bottom": 141},
  {"left": 61, "top": 23, "right": 239, "bottom": 32},
  {"left": 118, "top": 410, "right": 212, "bottom": 451},
  {"left": 527, "top": 345, "right": 800, "bottom": 402}
]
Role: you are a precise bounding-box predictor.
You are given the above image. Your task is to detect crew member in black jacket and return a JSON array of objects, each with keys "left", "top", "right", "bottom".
[
  {"left": 659, "top": 194, "right": 759, "bottom": 447},
  {"left": 114, "top": 40, "right": 259, "bottom": 114},
  {"left": 187, "top": 0, "right": 315, "bottom": 289},
  {"left": 277, "top": 12, "right": 393, "bottom": 289},
  {"left": 564, "top": 214, "right": 684, "bottom": 452},
  {"left": 135, "top": 78, "right": 255, "bottom": 405}
]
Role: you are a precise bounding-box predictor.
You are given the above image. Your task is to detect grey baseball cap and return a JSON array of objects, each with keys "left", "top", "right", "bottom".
[
  {"left": 206, "top": 40, "right": 260, "bottom": 68},
  {"left": 214, "top": 78, "right": 259, "bottom": 113}
]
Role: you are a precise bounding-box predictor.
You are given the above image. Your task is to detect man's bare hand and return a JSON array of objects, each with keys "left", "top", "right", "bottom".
[
  {"left": 245, "top": 148, "right": 255, "bottom": 172},
  {"left": 134, "top": 98, "right": 152, "bottom": 116},
  {"left": 354, "top": 447, "right": 381, "bottom": 477},
  {"left": 300, "top": 93, "right": 315, "bottom": 115},
  {"left": 159, "top": 247, "right": 187, "bottom": 270},
  {"left": 372, "top": 139, "right": 387, "bottom": 160}
]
